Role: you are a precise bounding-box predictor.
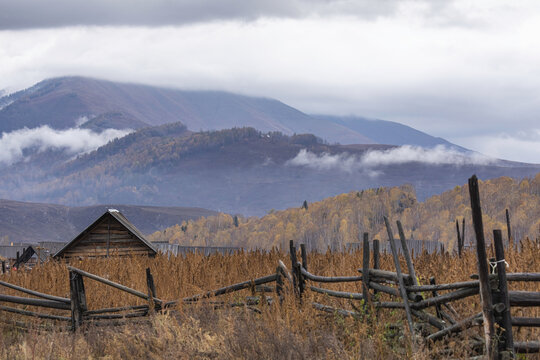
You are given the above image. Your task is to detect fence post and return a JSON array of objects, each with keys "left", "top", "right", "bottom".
[
  {"left": 456, "top": 219, "right": 463, "bottom": 257},
  {"left": 493, "top": 230, "right": 514, "bottom": 358},
  {"left": 289, "top": 240, "right": 299, "bottom": 298},
  {"left": 69, "top": 270, "right": 87, "bottom": 331},
  {"left": 1, "top": 261, "right": 5, "bottom": 274},
  {"left": 505, "top": 209, "right": 512, "bottom": 248},
  {"left": 275, "top": 266, "right": 284, "bottom": 304},
  {"left": 468, "top": 175, "right": 497, "bottom": 360},
  {"left": 372, "top": 239, "right": 380, "bottom": 296},
  {"left": 397, "top": 220, "right": 418, "bottom": 286},
  {"left": 146, "top": 267, "right": 157, "bottom": 313},
  {"left": 362, "top": 233, "right": 370, "bottom": 311},
  {"left": 462, "top": 218, "right": 466, "bottom": 251},
  {"left": 300, "top": 244, "right": 308, "bottom": 271},
  {"left": 384, "top": 217, "right": 416, "bottom": 341}
]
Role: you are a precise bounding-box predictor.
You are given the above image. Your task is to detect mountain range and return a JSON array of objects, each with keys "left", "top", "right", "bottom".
[
  {"left": 0, "top": 76, "right": 539, "bottom": 244},
  {"left": 0, "top": 76, "right": 457, "bottom": 147}
]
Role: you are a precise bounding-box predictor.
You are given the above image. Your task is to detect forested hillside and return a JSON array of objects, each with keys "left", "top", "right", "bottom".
[{"left": 149, "top": 174, "right": 540, "bottom": 251}]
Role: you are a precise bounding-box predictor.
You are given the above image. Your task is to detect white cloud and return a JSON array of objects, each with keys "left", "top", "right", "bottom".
[
  {"left": 286, "top": 146, "right": 496, "bottom": 173},
  {"left": 0, "top": 126, "right": 132, "bottom": 165},
  {"left": 453, "top": 130, "right": 540, "bottom": 164}
]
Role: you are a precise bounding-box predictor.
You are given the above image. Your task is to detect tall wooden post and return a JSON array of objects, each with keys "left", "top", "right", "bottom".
[
  {"left": 299, "top": 243, "right": 307, "bottom": 299},
  {"left": 69, "top": 270, "right": 87, "bottom": 331},
  {"left": 456, "top": 219, "right": 463, "bottom": 257},
  {"left": 146, "top": 267, "right": 157, "bottom": 313},
  {"left": 362, "top": 233, "right": 370, "bottom": 311},
  {"left": 468, "top": 175, "right": 496, "bottom": 359},
  {"left": 462, "top": 218, "right": 465, "bottom": 251},
  {"left": 372, "top": 239, "right": 380, "bottom": 296},
  {"left": 493, "top": 230, "right": 514, "bottom": 357},
  {"left": 300, "top": 244, "right": 308, "bottom": 271},
  {"left": 289, "top": 240, "right": 299, "bottom": 298},
  {"left": 1, "top": 261, "right": 5, "bottom": 274},
  {"left": 505, "top": 209, "right": 512, "bottom": 247}
]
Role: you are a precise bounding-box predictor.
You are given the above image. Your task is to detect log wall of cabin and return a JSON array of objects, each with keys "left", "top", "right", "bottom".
[{"left": 61, "top": 216, "right": 153, "bottom": 258}]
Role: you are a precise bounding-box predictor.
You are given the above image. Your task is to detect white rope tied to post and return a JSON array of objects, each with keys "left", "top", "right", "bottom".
[{"left": 489, "top": 259, "right": 509, "bottom": 274}]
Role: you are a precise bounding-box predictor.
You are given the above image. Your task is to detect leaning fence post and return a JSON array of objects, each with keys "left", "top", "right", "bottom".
[
  {"left": 275, "top": 265, "right": 284, "bottom": 304},
  {"left": 384, "top": 216, "right": 416, "bottom": 341},
  {"left": 362, "top": 233, "right": 370, "bottom": 311},
  {"left": 493, "top": 229, "right": 514, "bottom": 358},
  {"left": 69, "top": 270, "right": 87, "bottom": 331},
  {"left": 468, "top": 175, "right": 497, "bottom": 360},
  {"left": 146, "top": 268, "right": 157, "bottom": 313},
  {"left": 289, "top": 240, "right": 299, "bottom": 298},
  {"left": 397, "top": 220, "right": 418, "bottom": 286}
]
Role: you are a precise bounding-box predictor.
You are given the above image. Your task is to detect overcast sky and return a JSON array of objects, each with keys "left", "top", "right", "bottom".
[{"left": 1, "top": 0, "right": 540, "bottom": 162}]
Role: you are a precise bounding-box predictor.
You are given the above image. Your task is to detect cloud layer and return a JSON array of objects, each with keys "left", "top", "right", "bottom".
[
  {"left": 0, "top": 0, "right": 416, "bottom": 29},
  {"left": 1, "top": 1, "right": 540, "bottom": 162},
  {"left": 0, "top": 126, "right": 132, "bottom": 165},
  {"left": 287, "top": 146, "right": 496, "bottom": 173}
]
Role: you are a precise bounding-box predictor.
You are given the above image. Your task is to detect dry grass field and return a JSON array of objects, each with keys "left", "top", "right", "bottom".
[{"left": 0, "top": 239, "right": 538, "bottom": 359}]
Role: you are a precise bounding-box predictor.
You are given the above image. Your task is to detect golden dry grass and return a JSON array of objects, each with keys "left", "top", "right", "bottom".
[{"left": 0, "top": 239, "right": 539, "bottom": 359}]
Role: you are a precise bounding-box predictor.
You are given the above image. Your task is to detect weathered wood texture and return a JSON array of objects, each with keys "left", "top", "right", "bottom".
[{"left": 468, "top": 175, "right": 496, "bottom": 360}]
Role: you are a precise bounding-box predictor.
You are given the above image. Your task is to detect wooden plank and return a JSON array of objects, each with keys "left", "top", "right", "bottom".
[
  {"left": 492, "top": 229, "right": 514, "bottom": 355},
  {"left": 406, "top": 280, "right": 480, "bottom": 292},
  {"left": 468, "top": 175, "right": 496, "bottom": 359},
  {"left": 182, "top": 274, "right": 278, "bottom": 302},
  {"left": 411, "top": 287, "right": 479, "bottom": 310},
  {"left": 68, "top": 266, "right": 162, "bottom": 304},
  {"left": 0, "top": 293, "right": 70, "bottom": 310},
  {"left": 512, "top": 317, "right": 540, "bottom": 327},
  {"left": 411, "top": 309, "right": 447, "bottom": 331},
  {"left": 384, "top": 216, "right": 416, "bottom": 339},
  {"left": 310, "top": 286, "right": 363, "bottom": 300},
  {"left": 427, "top": 312, "right": 483, "bottom": 342},
  {"left": 357, "top": 268, "right": 412, "bottom": 284},
  {"left": 508, "top": 291, "right": 540, "bottom": 306},
  {"left": 0, "top": 305, "right": 71, "bottom": 321},
  {"left": 514, "top": 341, "right": 539, "bottom": 353},
  {"left": 471, "top": 273, "right": 540, "bottom": 282},
  {"left": 301, "top": 267, "right": 362, "bottom": 283},
  {"left": 0, "top": 280, "right": 70, "bottom": 304},
  {"left": 84, "top": 305, "right": 149, "bottom": 315}
]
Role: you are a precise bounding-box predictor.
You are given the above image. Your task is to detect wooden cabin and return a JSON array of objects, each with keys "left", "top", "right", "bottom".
[{"left": 53, "top": 209, "right": 157, "bottom": 259}]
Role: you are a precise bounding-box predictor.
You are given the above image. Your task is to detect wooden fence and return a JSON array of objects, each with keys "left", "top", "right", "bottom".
[{"left": 0, "top": 175, "right": 538, "bottom": 359}]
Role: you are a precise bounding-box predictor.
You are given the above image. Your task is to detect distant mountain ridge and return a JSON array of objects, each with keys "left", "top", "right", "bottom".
[
  {"left": 0, "top": 76, "right": 460, "bottom": 148},
  {"left": 313, "top": 114, "right": 464, "bottom": 149},
  {"left": 1, "top": 123, "right": 537, "bottom": 216}
]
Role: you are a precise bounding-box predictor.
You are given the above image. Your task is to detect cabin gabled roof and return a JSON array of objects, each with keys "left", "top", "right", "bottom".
[{"left": 53, "top": 209, "right": 157, "bottom": 258}]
